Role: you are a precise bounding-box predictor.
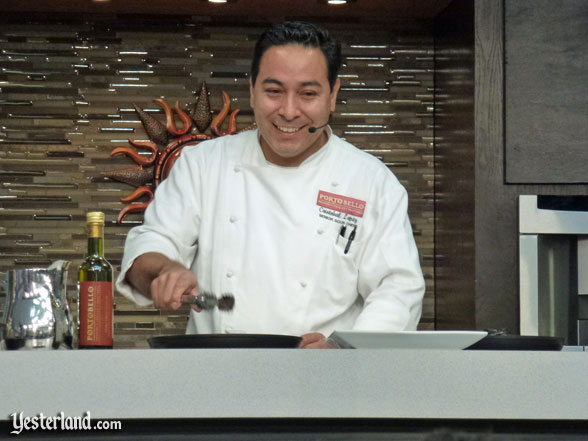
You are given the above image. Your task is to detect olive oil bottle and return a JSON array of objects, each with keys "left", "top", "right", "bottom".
[{"left": 78, "top": 212, "right": 113, "bottom": 349}]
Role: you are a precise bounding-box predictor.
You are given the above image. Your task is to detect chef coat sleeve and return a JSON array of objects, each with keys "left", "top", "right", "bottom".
[
  {"left": 115, "top": 149, "right": 202, "bottom": 306},
  {"left": 352, "top": 169, "right": 425, "bottom": 331}
]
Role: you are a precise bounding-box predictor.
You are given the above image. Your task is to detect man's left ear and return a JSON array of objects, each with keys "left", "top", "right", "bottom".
[{"left": 330, "top": 78, "right": 341, "bottom": 112}]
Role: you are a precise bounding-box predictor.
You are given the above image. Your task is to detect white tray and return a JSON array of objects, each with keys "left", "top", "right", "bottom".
[{"left": 329, "top": 330, "right": 488, "bottom": 350}]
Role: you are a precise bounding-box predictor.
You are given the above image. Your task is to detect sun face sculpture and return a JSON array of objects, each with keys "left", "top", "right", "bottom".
[{"left": 102, "top": 82, "right": 255, "bottom": 223}]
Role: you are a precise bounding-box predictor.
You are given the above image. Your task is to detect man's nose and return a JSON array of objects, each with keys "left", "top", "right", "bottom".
[{"left": 278, "top": 94, "right": 299, "bottom": 120}]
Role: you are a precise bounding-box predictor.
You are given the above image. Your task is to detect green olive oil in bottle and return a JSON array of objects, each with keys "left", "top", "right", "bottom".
[{"left": 78, "top": 212, "right": 113, "bottom": 349}]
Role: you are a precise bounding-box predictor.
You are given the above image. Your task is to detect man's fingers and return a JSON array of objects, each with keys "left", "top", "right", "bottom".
[
  {"left": 298, "top": 332, "right": 325, "bottom": 348},
  {"left": 150, "top": 268, "right": 198, "bottom": 310},
  {"left": 302, "top": 340, "right": 332, "bottom": 349}
]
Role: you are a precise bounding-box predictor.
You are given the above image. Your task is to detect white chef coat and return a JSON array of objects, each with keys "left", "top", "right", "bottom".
[{"left": 116, "top": 128, "right": 425, "bottom": 336}]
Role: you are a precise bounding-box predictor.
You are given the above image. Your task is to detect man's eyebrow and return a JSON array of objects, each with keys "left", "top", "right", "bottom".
[
  {"left": 301, "top": 81, "right": 323, "bottom": 88},
  {"left": 260, "top": 78, "right": 324, "bottom": 88},
  {"left": 261, "top": 78, "right": 283, "bottom": 87}
]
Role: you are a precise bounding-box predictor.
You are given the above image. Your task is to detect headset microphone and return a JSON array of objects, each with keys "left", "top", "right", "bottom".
[{"left": 308, "top": 122, "right": 329, "bottom": 133}]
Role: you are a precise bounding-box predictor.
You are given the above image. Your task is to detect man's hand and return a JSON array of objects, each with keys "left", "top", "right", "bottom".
[
  {"left": 150, "top": 260, "right": 199, "bottom": 310},
  {"left": 126, "top": 252, "right": 199, "bottom": 311},
  {"left": 298, "top": 332, "right": 337, "bottom": 349}
]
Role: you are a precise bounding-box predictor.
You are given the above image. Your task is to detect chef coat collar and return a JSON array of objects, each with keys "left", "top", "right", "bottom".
[{"left": 254, "top": 126, "right": 333, "bottom": 169}]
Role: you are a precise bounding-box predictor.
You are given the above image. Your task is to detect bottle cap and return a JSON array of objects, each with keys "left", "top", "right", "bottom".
[{"left": 87, "top": 211, "right": 105, "bottom": 224}]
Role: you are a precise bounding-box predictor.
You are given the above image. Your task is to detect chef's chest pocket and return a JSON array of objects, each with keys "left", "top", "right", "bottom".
[{"left": 311, "top": 221, "right": 364, "bottom": 302}]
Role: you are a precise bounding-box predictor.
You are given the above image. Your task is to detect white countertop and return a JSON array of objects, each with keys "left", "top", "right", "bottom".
[{"left": 1, "top": 349, "right": 587, "bottom": 421}]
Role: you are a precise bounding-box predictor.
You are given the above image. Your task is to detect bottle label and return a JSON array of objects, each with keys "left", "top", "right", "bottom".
[{"left": 79, "top": 281, "right": 113, "bottom": 347}]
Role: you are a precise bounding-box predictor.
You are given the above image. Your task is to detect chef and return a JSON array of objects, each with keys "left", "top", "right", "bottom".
[{"left": 116, "top": 21, "right": 425, "bottom": 348}]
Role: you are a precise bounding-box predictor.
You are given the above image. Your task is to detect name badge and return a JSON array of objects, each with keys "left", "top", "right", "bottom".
[{"left": 316, "top": 190, "right": 366, "bottom": 218}]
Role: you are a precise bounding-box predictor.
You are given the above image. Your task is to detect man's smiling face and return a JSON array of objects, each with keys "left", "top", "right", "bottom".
[{"left": 249, "top": 44, "right": 340, "bottom": 167}]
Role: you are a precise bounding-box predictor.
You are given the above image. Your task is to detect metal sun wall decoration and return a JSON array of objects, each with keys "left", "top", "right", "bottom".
[{"left": 102, "top": 82, "right": 255, "bottom": 223}]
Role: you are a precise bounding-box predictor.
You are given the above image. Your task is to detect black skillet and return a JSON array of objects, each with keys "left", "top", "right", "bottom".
[
  {"left": 148, "top": 334, "right": 302, "bottom": 349},
  {"left": 149, "top": 333, "right": 563, "bottom": 350},
  {"left": 464, "top": 334, "right": 563, "bottom": 351}
]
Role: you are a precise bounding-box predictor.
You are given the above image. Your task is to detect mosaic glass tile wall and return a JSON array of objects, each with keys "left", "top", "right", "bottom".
[{"left": 0, "top": 14, "right": 434, "bottom": 348}]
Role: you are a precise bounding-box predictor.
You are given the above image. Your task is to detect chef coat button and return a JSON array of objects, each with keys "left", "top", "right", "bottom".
[
  {"left": 234, "top": 166, "right": 241, "bottom": 173},
  {"left": 226, "top": 271, "right": 234, "bottom": 278},
  {"left": 331, "top": 181, "right": 339, "bottom": 187},
  {"left": 300, "top": 281, "right": 307, "bottom": 288},
  {"left": 229, "top": 215, "right": 237, "bottom": 223},
  {"left": 317, "top": 228, "right": 324, "bottom": 235}
]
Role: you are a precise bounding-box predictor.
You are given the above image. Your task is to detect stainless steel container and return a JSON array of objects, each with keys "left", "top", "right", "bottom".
[{"left": 0, "top": 261, "right": 74, "bottom": 350}]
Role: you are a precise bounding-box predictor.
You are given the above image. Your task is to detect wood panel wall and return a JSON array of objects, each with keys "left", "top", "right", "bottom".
[
  {"left": 474, "top": 0, "right": 588, "bottom": 332},
  {"left": 433, "top": 0, "right": 475, "bottom": 329},
  {"left": 435, "top": 0, "right": 588, "bottom": 333},
  {"left": 504, "top": 0, "right": 588, "bottom": 184}
]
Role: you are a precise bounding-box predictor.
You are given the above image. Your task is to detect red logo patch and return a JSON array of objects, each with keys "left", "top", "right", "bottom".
[{"left": 317, "top": 190, "right": 366, "bottom": 218}]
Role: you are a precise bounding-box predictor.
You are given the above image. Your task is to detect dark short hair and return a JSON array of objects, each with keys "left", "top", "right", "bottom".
[{"left": 250, "top": 21, "right": 342, "bottom": 91}]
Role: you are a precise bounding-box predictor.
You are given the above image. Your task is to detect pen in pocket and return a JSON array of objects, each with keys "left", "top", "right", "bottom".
[
  {"left": 337, "top": 225, "right": 347, "bottom": 244},
  {"left": 344, "top": 225, "right": 357, "bottom": 254}
]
